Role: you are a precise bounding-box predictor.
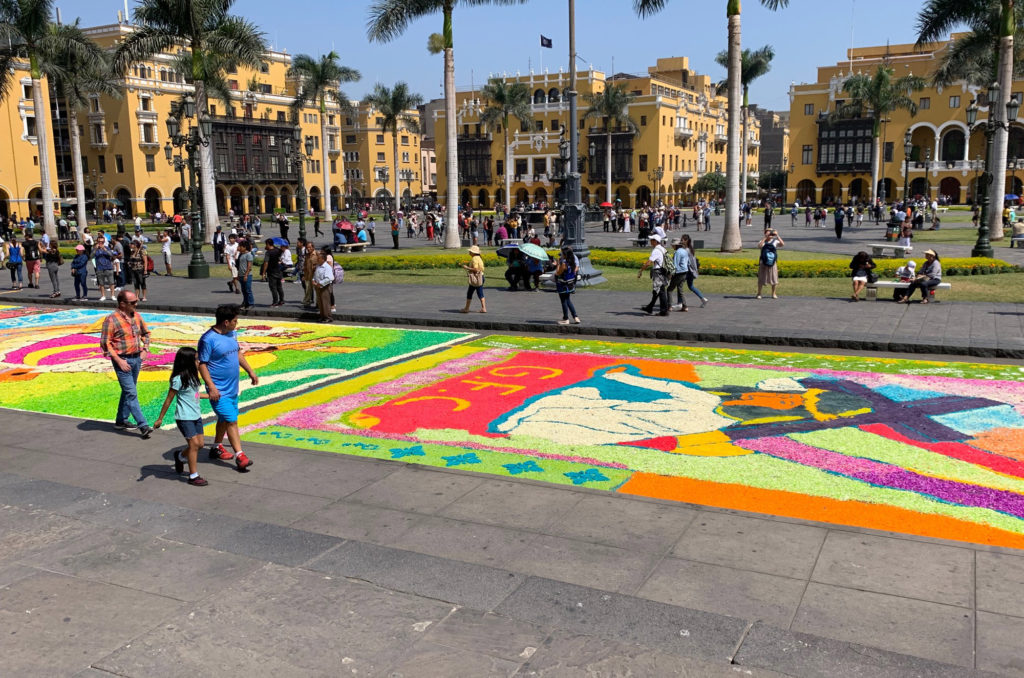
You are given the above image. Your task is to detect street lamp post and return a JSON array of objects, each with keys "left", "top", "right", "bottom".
[
  {"left": 88, "top": 169, "right": 104, "bottom": 225},
  {"left": 374, "top": 166, "right": 390, "bottom": 212},
  {"left": 647, "top": 166, "right": 664, "bottom": 206},
  {"left": 399, "top": 169, "right": 414, "bottom": 210},
  {"left": 902, "top": 130, "right": 912, "bottom": 207},
  {"left": 1010, "top": 156, "right": 1019, "bottom": 197},
  {"left": 966, "top": 84, "right": 1021, "bottom": 257},
  {"left": 924, "top": 148, "right": 932, "bottom": 202},
  {"left": 163, "top": 94, "right": 211, "bottom": 278},
  {"left": 286, "top": 127, "right": 314, "bottom": 242},
  {"left": 973, "top": 154, "right": 983, "bottom": 204}
]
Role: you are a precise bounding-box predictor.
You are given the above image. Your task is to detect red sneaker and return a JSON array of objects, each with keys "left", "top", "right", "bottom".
[
  {"left": 208, "top": 444, "right": 233, "bottom": 460},
  {"left": 235, "top": 452, "right": 253, "bottom": 471}
]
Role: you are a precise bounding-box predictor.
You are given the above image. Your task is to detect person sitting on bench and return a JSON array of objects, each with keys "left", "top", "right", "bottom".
[{"left": 899, "top": 249, "right": 941, "bottom": 304}]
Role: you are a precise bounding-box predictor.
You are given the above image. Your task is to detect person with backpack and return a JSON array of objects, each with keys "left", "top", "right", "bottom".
[
  {"left": 756, "top": 228, "right": 784, "bottom": 299},
  {"left": 666, "top": 239, "right": 691, "bottom": 312},
  {"left": 834, "top": 204, "right": 846, "bottom": 240},
  {"left": 637, "top": 234, "right": 670, "bottom": 316},
  {"left": 43, "top": 240, "right": 63, "bottom": 298},
  {"left": 554, "top": 245, "right": 580, "bottom": 325}
]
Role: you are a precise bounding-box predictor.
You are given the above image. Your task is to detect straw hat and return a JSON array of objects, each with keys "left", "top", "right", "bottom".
[{"left": 468, "top": 245, "right": 481, "bottom": 255}]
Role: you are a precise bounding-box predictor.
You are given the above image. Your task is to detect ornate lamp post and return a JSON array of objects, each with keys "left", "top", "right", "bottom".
[
  {"left": 973, "top": 154, "right": 983, "bottom": 203},
  {"left": 285, "top": 127, "right": 314, "bottom": 242},
  {"left": 966, "top": 85, "right": 1021, "bottom": 257},
  {"left": 164, "top": 93, "right": 211, "bottom": 278},
  {"left": 399, "top": 169, "right": 415, "bottom": 210},
  {"left": 374, "top": 165, "right": 390, "bottom": 211},
  {"left": 924, "top": 148, "right": 932, "bottom": 201},
  {"left": 647, "top": 166, "right": 664, "bottom": 205},
  {"left": 902, "top": 130, "right": 913, "bottom": 207},
  {"left": 1010, "top": 156, "right": 1020, "bottom": 197}
]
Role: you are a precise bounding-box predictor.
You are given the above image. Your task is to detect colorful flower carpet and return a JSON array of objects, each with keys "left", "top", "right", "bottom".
[
  {"left": 236, "top": 335, "right": 1024, "bottom": 550},
  {"left": 3, "top": 304, "right": 1024, "bottom": 550},
  {"left": 0, "top": 306, "right": 469, "bottom": 422}
]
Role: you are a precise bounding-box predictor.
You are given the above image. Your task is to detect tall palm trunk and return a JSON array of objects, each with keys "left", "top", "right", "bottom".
[
  {"left": 988, "top": 26, "right": 1014, "bottom": 240},
  {"left": 870, "top": 123, "right": 881, "bottom": 207},
  {"left": 194, "top": 81, "right": 218, "bottom": 243},
  {"left": 68, "top": 103, "right": 88, "bottom": 236},
  {"left": 320, "top": 96, "right": 332, "bottom": 220},
  {"left": 605, "top": 130, "right": 612, "bottom": 204},
  {"left": 393, "top": 131, "right": 401, "bottom": 210},
  {"left": 502, "top": 116, "right": 510, "bottom": 210},
  {"left": 442, "top": 5, "right": 460, "bottom": 248},
  {"left": 721, "top": 3, "right": 742, "bottom": 252},
  {"left": 30, "top": 70, "right": 56, "bottom": 238},
  {"left": 740, "top": 95, "right": 749, "bottom": 204}
]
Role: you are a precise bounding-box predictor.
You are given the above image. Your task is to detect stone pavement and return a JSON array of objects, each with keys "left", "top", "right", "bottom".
[
  {"left": 1, "top": 408, "right": 1020, "bottom": 677},
  {"left": 5, "top": 265, "right": 1024, "bottom": 359}
]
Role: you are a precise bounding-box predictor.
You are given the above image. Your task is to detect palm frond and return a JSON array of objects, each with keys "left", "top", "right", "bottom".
[
  {"left": 427, "top": 32, "right": 445, "bottom": 54},
  {"left": 366, "top": 0, "right": 441, "bottom": 43},
  {"left": 916, "top": 0, "right": 990, "bottom": 45}
]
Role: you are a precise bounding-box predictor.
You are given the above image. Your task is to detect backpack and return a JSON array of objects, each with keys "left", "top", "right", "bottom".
[
  {"left": 760, "top": 242, "right": 777, "bottom": 267},
  {"left": 662, "top": 249, "right": 676, "bottom": 276},
  {"left": 331, "top": 262, "right": 344, "bottom": 284}
]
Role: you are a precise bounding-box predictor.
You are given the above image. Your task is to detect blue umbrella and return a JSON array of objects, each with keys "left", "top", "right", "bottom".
[
  {"left": 1006, "top": 194, "right": 1020, "bottom": 201},
  {"left": 270, "top": 237, "right": 290, "bottom": 246},
  {"left": 496, "top": 244, "right": 520, "bottom": 258}
]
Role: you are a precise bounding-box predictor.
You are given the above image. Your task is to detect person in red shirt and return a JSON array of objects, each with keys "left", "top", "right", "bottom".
[{"left": 100, "top": 290, "right": 153, "bottom": 438}]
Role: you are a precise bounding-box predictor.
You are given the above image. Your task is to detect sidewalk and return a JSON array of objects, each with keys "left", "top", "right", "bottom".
[
  {"left": 0, "top": 409, "right": 1015, "bottom": 677},
  {"left": 6, "top": 270, "right": 1024, "bottom": 359}
]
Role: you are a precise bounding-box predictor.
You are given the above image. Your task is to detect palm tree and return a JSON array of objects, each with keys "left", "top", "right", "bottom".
[
  {"left": 918, "top": 0, "right": 1017, "bottom": 240},
  {"left": 362, "top": 82, "right": 423, "bottom": 212},
  {"left": 0, "top": 0, "right": 95, "bottom": 237},
  {"left": 367, "top": 0, "right": 529, "bottom": 249},
  {"left": 635, "top": 0, "right": 789, "bottom": 252},
  {"left": 114, "top": 0, "right": 266, "bottom": 241},
  {"left": 479, "top": 78, "right": 530, "bottom": 210},
  {"left": 833, "top": 65, "right": 926, "bottom": 208},
  {"left": 715, "top": 45, "right": 774, "bottom": 208},
  {"left": 582, "top": 84, "right": 638, "bottom": 206},
  {"left": 289, "top": 51, "right": 360, "bottom": 221},
  {"left": 46, "top": 21, "right": 122, "bottom": 236}
]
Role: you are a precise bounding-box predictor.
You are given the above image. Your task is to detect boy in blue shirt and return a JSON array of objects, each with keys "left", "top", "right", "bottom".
[{"left": 198, "top": 304, "right": 259, "bottom": 471}]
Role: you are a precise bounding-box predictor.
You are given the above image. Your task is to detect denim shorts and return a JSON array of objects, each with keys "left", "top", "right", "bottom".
[
  {"left": 175, "top": 418, "right": 204, "bottom": 440},
  {"left": 210, "top": 394, "right": 238, "bottom": 423},
  {"left": 97, "top": 270, "right": 114, "bottom": 286}
]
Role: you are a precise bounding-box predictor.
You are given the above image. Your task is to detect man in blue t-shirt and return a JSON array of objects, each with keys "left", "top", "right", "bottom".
[{"left": 198, "top": 304, "right": 259, "bottom": 470}]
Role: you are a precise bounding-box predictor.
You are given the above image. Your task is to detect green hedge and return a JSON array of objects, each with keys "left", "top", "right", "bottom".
[{"left": 588, "top": 250, "right": 1018, "bottom": 277}]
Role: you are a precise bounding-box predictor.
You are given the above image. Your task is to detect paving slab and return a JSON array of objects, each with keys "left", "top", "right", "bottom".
[
  {"left": 507, "top": 532, "right": 661, "bottom": 594},
  {"left": 390, "top": 514, "right": 536, "bottom": 569},
  {"left": 204, "top": 521, "right": 342, "bottom": 567},
  {"left": 810, "top": 530, "right": 975, "bottom": 607},
  {"left": 540, "top": 492, "right": 697, "bottom": 554},
  {"left": 346, "top": 464, "right": 485, "bottom": 514},
  {"left": 0, "top": 571, "right": 182, "bottom": 677},
  {"left": 517, "top": 630, "right": 790, "bottom": 678},
  {"left": 976, "top": 610, "right": 1024, "bottom": 677},
  {"left": 289, "top": 498, "right": 422, "bottom": 544},
  {"left": 94, "top": 563, "right": 452, "bottom": 677},
  {"left": 636, "top": 557, "right": 807, "bottom": 628},
  {"left": 421, "top": 608, "right": 549, "bottom": 664},
  {"left": 791, "top": 582, "right": 975, "bottom": 667},
  {"left": 494, "top": 576, "right": 749, "bottom": 662},
  {"left": 384, "top": 639, "right": 522, "bottom": 677},
  {"left": 976, "top": 550, "right": 1024, "bottom": 618},
  {"left": 437, "top": 479, "right": 583, "bottom": 532},
  {"left": 307, "top": 539, "right": 525, "bottom": 611},
  {"left": 672, "top": 511, "right": 828, "bottom": 579},
  {"left": 734, "top": 622, "right": 997, "bottom": 678}
]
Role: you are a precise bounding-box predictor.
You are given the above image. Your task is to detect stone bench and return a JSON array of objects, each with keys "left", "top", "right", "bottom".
[
  {"left": 333, "top": 242, "right": 367, "bottom": 253},
  {"left": 1010, "top": 236, "right": 1024, "bottom": 248},
  {"left": 868, "top": 243, "right": 913, "bottom": 258},
  {"left": 866, "top": 280, "right": 951, "bottom": 301}
]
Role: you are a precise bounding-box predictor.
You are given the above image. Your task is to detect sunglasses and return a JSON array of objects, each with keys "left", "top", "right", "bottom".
[{"left": 122, "top": 300, "right": 138, "bottom": 305}]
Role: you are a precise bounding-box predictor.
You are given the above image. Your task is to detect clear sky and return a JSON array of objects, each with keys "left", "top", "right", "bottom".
[{"left": 70, "top": 0, "right": 957, "bottom": 112}]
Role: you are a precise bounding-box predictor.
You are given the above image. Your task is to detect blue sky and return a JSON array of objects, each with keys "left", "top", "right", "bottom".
[{"left": 72, "top": 0, "right": 953, "bottom": 112}]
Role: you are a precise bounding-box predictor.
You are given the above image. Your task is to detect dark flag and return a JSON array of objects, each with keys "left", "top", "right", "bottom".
[{"left": 540, "top": 35, "right": 553, "bottom": 48}]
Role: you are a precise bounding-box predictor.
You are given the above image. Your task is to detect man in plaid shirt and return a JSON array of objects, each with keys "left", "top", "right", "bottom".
[{"left": 100, "top": 290, "right": 153, "bottom": 438}]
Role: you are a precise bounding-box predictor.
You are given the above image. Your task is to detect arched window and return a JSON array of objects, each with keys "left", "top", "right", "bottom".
[
  {"left": 533, "top": 89, "right": 545, "bottom": 104},
  {"left": 547, "top": 88, "right": 560, "bottom": 103}
]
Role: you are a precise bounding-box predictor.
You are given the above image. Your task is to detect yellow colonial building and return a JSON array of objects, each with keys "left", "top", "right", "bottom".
[
  {"left": 433, "top": 57, "right": 758, "bottom": 209},
  {"left": 0, "top": 21, "right": 422, "bottom": 222},
  {"left": 787, "top": 35, "right": 1022, "bottom": 206},
  {"left": 0, "top": 62, "right": 61, "bottom": 222}
]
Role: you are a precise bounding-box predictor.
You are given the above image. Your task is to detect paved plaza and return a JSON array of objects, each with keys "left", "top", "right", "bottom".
[{"left": 0, "top": 295, "right": 1023, "bottom": 676}]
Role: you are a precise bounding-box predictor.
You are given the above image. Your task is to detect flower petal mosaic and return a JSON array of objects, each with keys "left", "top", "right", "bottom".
[
  {"left": 236, "top": 335, "right": 1024, "bottom": 550},
  {"left": 3, "top": 305, "right": 1024, "bottom": 550},
  {"left": 0, "top": 307, "right": 469, "bottom": 422}
]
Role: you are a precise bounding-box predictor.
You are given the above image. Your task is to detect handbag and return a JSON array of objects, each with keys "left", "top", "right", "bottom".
[
  {"left": 467, "top": 269, "right": 484, "bottom": 287},
  {"left": 867, "top": 271, "right": 879, "bottom": 284}
]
